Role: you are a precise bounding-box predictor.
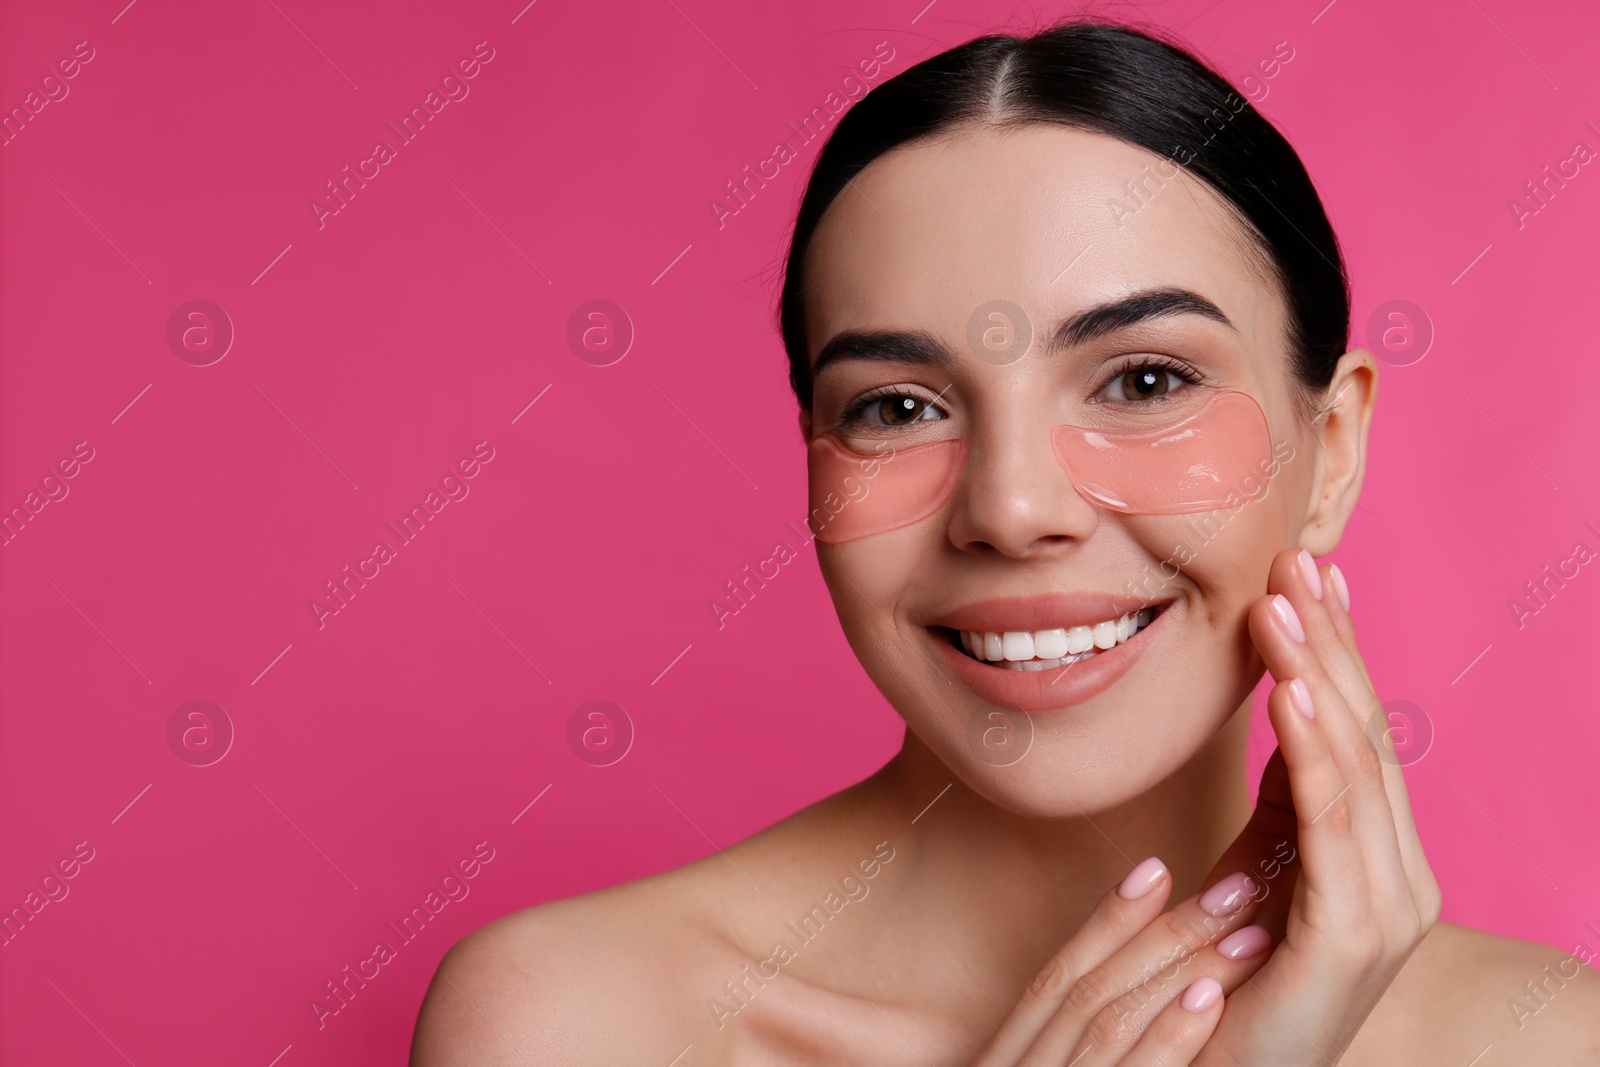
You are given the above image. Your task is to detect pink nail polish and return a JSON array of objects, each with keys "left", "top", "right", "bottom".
[
  {"left": 1181, "top": 976, "right": 1223, "bottom": 1013},
  {"left": 1216, "top": 925, "right": 1272, "bottom": 960},
  {"left": 1297, "top": 549, "right": 1323, "bottom": 600},
  {"left": 1287, "top": 677, "right": 1315, "bottom": 720},
  {"left": 1329, "top": 563, "right": 1351, "bottom": 612},
  {"left": 1117, "top": 856, "right": 1168, "bottom": 900},
  {"left": 1271, "top": 594, "right": 1306, "bottom": 643},
  {"left": 1199, "top": 871, "right": 1259, "bottom": 916}
]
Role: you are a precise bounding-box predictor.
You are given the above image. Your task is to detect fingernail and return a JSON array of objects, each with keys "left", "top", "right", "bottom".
[
  {"left": 1271, "top": 594, "right": 1306, "bottom": 643},
  {"left": 1117, "top": 856, "right": 1168, "bottom": 900},
  {"left": 1297, "top": 549, "right": 1323, "bottom": 600},
  {"left": 1181, "top": 975, "right": 1223, "bottom": 1013},
  {"left": 1216, "top": 924, "right": 1272, "bottom": 960},
  {"left": 1329, "top": 563, "right": 1351, "bottom": 612},
  {"left": 1199, "top": 871, "right": 1258, "bottom": 916},
  {"left": 1287, "top": 677, "right": 1315, "bottom": 720}
]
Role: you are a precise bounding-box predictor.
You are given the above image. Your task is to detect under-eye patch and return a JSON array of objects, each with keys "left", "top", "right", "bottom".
[{"left": 804, "top": 389, "right": 1277, "bottom": 542}]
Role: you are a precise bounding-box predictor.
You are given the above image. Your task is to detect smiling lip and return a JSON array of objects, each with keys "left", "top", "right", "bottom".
[
  {"left": 930, "top": 596, "right": 1178, "bottom": 713},
  {"left": 929, "top": 592, "right": 1175, "bottom": 634}
]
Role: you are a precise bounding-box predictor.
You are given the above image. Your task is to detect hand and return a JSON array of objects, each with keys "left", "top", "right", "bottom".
[
  {"left": 968, "top": 548, "right": 1441, "bottom": 1066},
  {"left": 970, "top": 856, "right": 1281, "bottom": 1065},
  {"left": 1190, "top": 547, "right": 1443, "bottom": 1065}
]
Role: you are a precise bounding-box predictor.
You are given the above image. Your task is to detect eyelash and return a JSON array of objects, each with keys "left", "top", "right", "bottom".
[{"left": 833, "top": 355, "right": 1208, "bottom": 431}]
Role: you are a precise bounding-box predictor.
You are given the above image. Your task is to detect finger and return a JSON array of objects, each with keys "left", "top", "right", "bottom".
[
  {"left": 1196, "top": 746, "right": 1300, "bottom": 940},
  {"left": 1114, "top": 976, "right": 1225, "bottom": 1067},
  {"left": 1016, "top": 876, "right": 1264, "bottom": 1065},
  {"left": 1254, "top": 555, "right": 1402, "bottom": 885},
  {"left": 1068, "top": 923, "right": 1275, "bottom": 1065},
  {"left": 972, "top": 856, "right": 1175, "bottom": 1066},
  {"left": 1263, "top": 673, "right": 1370, "bottom": 919}
]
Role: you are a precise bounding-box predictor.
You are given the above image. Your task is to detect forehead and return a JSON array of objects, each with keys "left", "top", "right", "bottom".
[{"left": 803, "top": 122, "right": 1286, "bottom": 374}]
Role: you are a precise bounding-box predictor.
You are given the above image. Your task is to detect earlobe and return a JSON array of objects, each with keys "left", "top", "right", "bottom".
[{"left": 1299, "top": 350, "right": 1378, "bottom": 556}]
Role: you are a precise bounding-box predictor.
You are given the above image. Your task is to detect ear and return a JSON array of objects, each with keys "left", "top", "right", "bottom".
[
  {"left": 1299, "top": 348, "right": 1377, "bottom": 558},
  {"left": 797, "top": 407, "right": 813, "bottom": 444}
]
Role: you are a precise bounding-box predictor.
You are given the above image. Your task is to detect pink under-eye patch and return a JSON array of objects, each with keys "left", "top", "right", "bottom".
[
  {"left": 1050, "top": 389, "right": 1278, "bottom": 514},
  {"left": 806, "top": 434, "right": 967, "bottom": 543},
  {"left": 803, "top": 389, "right": 1280, "bottom": 542}
]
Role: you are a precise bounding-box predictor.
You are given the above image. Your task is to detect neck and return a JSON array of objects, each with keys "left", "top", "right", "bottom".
[{"left": 859, "top": 695, "right": 1256, "bottom": 1014}]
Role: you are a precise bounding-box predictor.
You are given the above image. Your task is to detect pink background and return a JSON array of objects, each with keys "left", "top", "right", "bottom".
[{"left": 3, "top": 0, "right": 1597, "bottom": 1062}]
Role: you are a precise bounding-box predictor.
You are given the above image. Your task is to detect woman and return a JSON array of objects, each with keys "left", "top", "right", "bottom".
[{"left": 411, "top": 18, "right": 1600, "bottom": 1065}]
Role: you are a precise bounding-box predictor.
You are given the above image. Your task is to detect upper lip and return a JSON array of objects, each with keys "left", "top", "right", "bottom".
[{"left": 929, "top": 592, "right": 1175, "bottom": 633}]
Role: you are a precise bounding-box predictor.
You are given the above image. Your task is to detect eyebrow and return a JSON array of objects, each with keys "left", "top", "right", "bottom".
[{"left": 810, "top": 286, "right": 1236, "bottom": 377}]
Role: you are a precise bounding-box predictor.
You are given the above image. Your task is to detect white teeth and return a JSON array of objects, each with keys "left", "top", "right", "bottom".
[
  {"left": 959, "top": 607, "right": 1160, "bottom": 666},
  {"left": 1033, "top": 627, "right": 1068, "bottom": 660},
  {"left": 1066, "top": 624, "right": 1093, "bottom": 654},
  {"left": 1002, "top": 631, "right": 1034, "bottom": 661}
]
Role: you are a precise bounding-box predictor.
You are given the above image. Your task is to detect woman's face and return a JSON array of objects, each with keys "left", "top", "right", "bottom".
[{"left": 801, "top": 122, "right": 1340, "bottom": 815}]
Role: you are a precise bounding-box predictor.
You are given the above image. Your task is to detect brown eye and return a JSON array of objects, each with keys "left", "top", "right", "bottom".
[
  {"left": 875, "top": 394, "right": 932, "bottom": 425},
  {"left": 1118, "top": 366, "right": 1173, "bottom": 402}
]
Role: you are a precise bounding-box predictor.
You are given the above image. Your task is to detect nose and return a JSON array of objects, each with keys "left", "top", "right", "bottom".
[{"left": 945, "top": 417, "right": 1101, "bottom": 558}]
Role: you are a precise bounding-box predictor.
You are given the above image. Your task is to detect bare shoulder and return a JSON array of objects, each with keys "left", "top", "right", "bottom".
[
  {"left": 1351, "top": 920, "right": 1600, "bottom": 1066},
  {"left": 407, "top": 858, "right": 738, "bottom": 1067}
]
